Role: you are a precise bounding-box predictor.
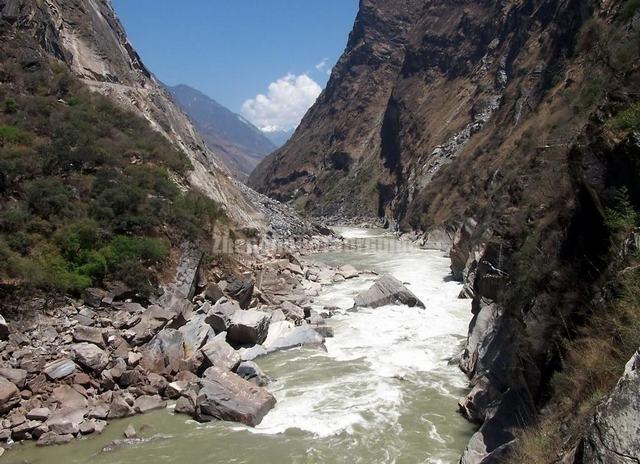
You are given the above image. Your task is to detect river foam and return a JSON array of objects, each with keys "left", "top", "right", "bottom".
[{"left": 248, "top": 228, "right": 474, "bottom": 461}]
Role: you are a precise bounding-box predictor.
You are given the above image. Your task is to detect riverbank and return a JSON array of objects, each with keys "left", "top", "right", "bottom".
[{"left": 1, "top": 228, "right": 477, "bottom": 463}]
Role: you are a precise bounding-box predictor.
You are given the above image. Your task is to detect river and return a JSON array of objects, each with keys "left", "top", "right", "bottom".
[{"left": 7, "top": 228, "right": 475, "bottom": 464}]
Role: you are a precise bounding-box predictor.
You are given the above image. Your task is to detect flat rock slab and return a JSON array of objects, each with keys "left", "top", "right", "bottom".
[
  {"left": 353, "top": 275, "right": 425, "bottom": 309},
  {"left": 133, "top": 395, "right": 166, "bottom": 414},
  {"left": 73, "top": 326, "right": 106, "bottom": 348},
  {"left": 195, "top": 366, "right": 276, "bottom": 426},
  {"left": 43, "top": 359, "right": 77, "bottom": 380}
]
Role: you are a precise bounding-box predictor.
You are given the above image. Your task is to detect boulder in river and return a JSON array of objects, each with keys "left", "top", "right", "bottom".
[
  {"left": 195, "top": 366, "right": 276, "bottom": 426},
  {"left": 236, "top": 361, "right": 269, "bottom": 386},
  {"left": 353, "top": 275, "right": 425, "bottom": 309},
  {"left": 227, "top": 310, "right": 270, "bottom": 345},
  {"left": 280, "top": 301, "right": 305, "bottom": 322},
  {"left": 263, "top": 321, "right": 325, "bottom": 353}
]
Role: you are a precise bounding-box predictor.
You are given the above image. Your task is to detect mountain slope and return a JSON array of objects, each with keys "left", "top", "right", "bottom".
[
  {"left": 0, "top": 0, "right": 313, "bottom": 235},
  {"left": 251, "top": 0, "right": 640, "bottom": 462},
  {"left": 167, "top": 84, "right": 276, "bottom": 179}
]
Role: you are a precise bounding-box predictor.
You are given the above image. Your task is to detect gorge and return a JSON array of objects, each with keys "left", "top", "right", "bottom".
[{"left": 1, "top": 0, "right": 640, "bottom": 463}]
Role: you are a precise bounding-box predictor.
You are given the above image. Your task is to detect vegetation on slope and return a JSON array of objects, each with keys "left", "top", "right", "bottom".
[{"left": 0, "top": 54, "right": 225, "bottom": 297}]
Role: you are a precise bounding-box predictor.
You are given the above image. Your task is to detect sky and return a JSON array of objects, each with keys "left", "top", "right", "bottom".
[{"left": 112, "top": 0, "right": 359, "bottom": 132}]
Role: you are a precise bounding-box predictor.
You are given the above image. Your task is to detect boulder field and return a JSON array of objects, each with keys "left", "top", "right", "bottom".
[{"left": 0, "top": 242, "right": 360, "bottom": 448}]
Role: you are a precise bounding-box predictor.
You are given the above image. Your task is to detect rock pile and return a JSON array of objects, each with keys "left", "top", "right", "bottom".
[{"left": 0, "top": 245, "right": 354, "bottom": 448}]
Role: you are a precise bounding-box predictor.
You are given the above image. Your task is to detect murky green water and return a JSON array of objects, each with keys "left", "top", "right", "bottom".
[{"left": 7, "top": 228, "right": 475, "bottom": 464}]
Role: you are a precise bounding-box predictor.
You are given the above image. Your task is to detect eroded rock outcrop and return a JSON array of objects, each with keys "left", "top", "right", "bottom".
[{"left": 576, "top": 350, "right": 640, "bottom": 463}]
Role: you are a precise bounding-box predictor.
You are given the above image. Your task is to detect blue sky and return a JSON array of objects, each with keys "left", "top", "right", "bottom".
[{"left": 112, "top": 0, "right": 359, "bottom": 131}]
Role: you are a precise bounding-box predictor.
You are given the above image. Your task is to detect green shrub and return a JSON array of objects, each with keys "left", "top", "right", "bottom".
[
  {"left": 0, "top": 205, "right": 31, "bottom": 233},
  {"left": 3, "top": 97, "right": 17, "bottom": 114},
  {"left": 608, "top": 102, "right": 640, "bottom": 132},
  {"left": 0, "top": 54, "right": 220, "bottom": 297},
  {"left": 105, "top": 235, "right": 168, "bottom": 264},
  {"left": 576, "top": 75, "right": 607, "bottom": 114},
  {"left": 619, "top": 0, "right": 640, "bottom": 21},
  {"left": 54, "top": 219, "right": 101, "bottom": 261},
  {"left": 25, "top": 178, "right": 73, "bottom": 219},
  {"left": 12, "top": 244, "right": 91, "bottom": 293},
  {"left": 604, "top": 187, "right": 637, "bottom": 233},
  {"left": 0, "top": 125, "right": 29, "bottom": 144}
]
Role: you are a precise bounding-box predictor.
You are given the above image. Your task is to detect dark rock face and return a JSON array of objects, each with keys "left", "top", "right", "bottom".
[{"left": 353, "top": 275, "right": 425, "bottom": 309}]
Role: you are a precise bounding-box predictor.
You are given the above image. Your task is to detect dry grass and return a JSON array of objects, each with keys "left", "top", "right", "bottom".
[{"left": 511, "top": 263, "right": 640, "bottom": 463}]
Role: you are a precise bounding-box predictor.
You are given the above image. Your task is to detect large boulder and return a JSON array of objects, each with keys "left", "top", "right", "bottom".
[
  {"left": 200, "top": 332, "right": 241, "bottom": 371},
  {"left": 227, "top": 310, "right": 270, "bottom": 345},
  {"left": 578, "top": 349, "right": 640, "bottom": 462},
  {"left": 353, "top": 275, "right": 424, "bottom": 309},
  {"left": 179, "top": 313, "right": 215, "bottom": 358},
  {"left": 280, "top": 301, "right": 305, "bottom": 322},
  {"left": 226, "top": 277, "right": 255, "bottom": 309},
  {"left": 83, "top": 287, "right": 107, "bottom": 308},
  {"left": 204, "top": 283, "right": 224, "bottom": 304},
  {"left": 0, "top": 377, "right": 19, "bottom": 413},
  {"left": 204, "top": 298, "right": 239, "bottom": 333},
  {"left": 108, "top": 392, "right": 135, "bottom": 419},
  {"left": 45, "top": 407, "right": 86, "bottom": 435},
  {"left": 133, "top": 395, "right": 167, "bottom": 413},
  {"left": 128, "top": 305, "right": 175, "bottom": 346},
  {"left": 195, "top": 366, "right": 276, "bottom": 426},
  {"left": 140, "top": 329, "right": 185, "bottom": 374},
  {"left": 337, "top": 264, "right": 359, "bottom": 279},
  {"left": 71, "top": 343, "right": 109, "bottom": 373},
  {"left": 263, "top": 321, "right": 325, "bottom": 353},
  {"left": 52, "top": 385, "right": 88, "bottom": 409}
]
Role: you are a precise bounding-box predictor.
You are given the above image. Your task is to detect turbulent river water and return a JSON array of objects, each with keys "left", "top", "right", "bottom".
[{"left": 7, "top": 228, "right": 476, "bottom": 464}]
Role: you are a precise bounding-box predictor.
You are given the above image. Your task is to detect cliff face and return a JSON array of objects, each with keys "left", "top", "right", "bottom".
[
  {"left": 252, "top": 0, "right": 640, "bottom": 462},
  {"left": 0, "top": 0, "right": 304, "bottom": 232}
]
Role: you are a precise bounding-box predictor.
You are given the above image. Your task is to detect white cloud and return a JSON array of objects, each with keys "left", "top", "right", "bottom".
[
  {"left": 315, "top": 58, "right": 328, "bottom": 71},
  {"left": 241, "top": 73, "right": 322, "bottom": 132}
]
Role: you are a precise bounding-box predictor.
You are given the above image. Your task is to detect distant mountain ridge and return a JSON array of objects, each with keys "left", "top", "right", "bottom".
[{"left": 167, "top": 84, "right": 276, "bottom": 180}]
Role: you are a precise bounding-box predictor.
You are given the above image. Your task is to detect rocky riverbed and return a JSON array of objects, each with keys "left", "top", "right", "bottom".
[
  {"left": 1, "top": 227, "right": 479, "bottom": 463},
  {"left": 0, "top": 230, "right": 388, "bottom": 452}
]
